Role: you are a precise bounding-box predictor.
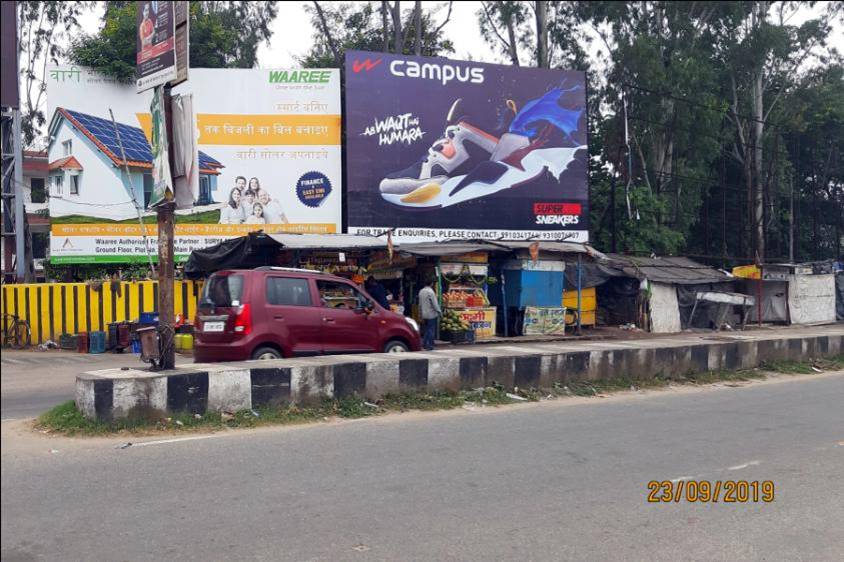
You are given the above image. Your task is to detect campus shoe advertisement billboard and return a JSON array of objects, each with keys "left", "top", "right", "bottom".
[
  {"left": 46, "top": 66, "right": 341, "bottom": 263},
  {"left": 344, "top": 51, "right": 588, "bottom": 243}
]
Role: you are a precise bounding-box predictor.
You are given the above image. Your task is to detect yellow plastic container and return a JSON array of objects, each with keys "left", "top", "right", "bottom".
[
  {"left": 563, "top": 287, "right": 597, "bottom": 326},
  {"left": 174, "top": 333, "right": 185, "bottom": 351},
  {"left": 182, "top": 333, "right": 194, "bottom": 351}
]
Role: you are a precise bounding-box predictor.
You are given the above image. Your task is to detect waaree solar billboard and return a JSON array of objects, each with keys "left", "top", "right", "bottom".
[
  {"left": 344, "top": 51, "right": 588, "bottom": 242},
  {"left": 46, "top": 65, "right": 341, "bottom": 263}
]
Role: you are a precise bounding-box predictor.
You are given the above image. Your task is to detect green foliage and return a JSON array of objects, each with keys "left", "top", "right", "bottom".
[
  {"left": 69, "top": 1, "right": 278, "bottom": 80},
  {"left": 299, "top": 2, "right": 454, "bottom": 69},
  {"left": 17, "top": 1, "right": 91, "bottom": 146}
]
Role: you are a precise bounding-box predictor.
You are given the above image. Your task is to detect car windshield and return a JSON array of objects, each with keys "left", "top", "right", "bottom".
[{"left": 202, "top": 274, "right": 244, "bottom": 307}]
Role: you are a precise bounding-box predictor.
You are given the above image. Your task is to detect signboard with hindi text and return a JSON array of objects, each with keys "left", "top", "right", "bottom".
[{"left": 47, "top": 65, "right": 341, "bottom": 263}]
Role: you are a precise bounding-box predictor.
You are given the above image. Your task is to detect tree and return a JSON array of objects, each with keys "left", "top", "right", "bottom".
[
  {"left": 478, "top": 1, "right": 588, "bottom": 69},
  {"left": 17, "top": 1, "right": 90, "bottom": 147},
  {"left": 69, "top": 1, "right": 279, "bottom": 81},
  {"left": 716, "top": 1, "right": 841, "bottom": 259},
  {"left": 302, "top": 2, "right": 454, "bottom": 69}
]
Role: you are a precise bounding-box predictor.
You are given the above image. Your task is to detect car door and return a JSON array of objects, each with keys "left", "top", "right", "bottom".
[
  {"left": 316, "top": 280, "right": 380, "bottom": 353},
  {"left": 264, "top": 275, "right": 324, "bottom": 356}
]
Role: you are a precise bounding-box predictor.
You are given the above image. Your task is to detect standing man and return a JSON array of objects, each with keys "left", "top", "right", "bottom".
[{"left": 418, "top": 277, "right": 441, "bottom": 351}]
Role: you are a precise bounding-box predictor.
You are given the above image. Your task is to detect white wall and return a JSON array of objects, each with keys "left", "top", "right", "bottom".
[
  {"left": 649, "top": 282, "right": 682, "bottom": 333},
  {"left": 48, "top": 119, "right": 144, "bottom": 221},
  {"left": 788, "top": 274, "right": 836, "bottom": 324}
]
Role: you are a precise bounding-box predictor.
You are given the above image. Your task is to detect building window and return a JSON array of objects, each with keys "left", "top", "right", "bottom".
[
  {"left": 70, "top": 174, "right": 80, "bottom": 195},
  {"left": 143, "top": 173, "right": 153, "bottom": 207},
  {"left": 32, "top": 232, "right": 49, "bottom": 259},
  {"left": 53, "top": 174, "right": 64, "bottom": 196},
  {"left": 30, "top": 178, "right": 46, "bottom": 203},
  {"left": 62, "top": 139, "right": 72, "bottom": 156}
]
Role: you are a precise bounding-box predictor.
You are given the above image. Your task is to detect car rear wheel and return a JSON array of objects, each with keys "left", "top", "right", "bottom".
[
  {"left": 252, "top": 346, "right": 283, "bottom": 360},
  {"left": 384, "top": 340, "right": 409, "bottom": 354}
]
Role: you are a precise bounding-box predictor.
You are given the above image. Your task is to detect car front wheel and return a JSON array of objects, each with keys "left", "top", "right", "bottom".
[
  {"left": 251, "top": 346, "right": 283, "bottom": 360},
  {"left": 383, "top": 340, "right": 409, "bottom": 354}
]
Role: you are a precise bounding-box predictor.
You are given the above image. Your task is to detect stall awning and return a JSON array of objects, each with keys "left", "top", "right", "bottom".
[
  {"left": 267, "top": 233, "right": 390, "bottom": 250},
  {"left": 399, "top": 241, "right": 509, "bottom": 257},
  {"left": 399, "top": 240, "right": 607, "bottom": 258}
]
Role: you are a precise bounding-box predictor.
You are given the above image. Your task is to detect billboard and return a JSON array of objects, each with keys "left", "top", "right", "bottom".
[
  {"left": 344, "top": 51, "right": 588, "bottom": 243},
  {"left": 46, "top": 66, "right": 341, "bottom": 263},
  {"left": 136, "top": 0, "right": 177, "bottom": 92}
]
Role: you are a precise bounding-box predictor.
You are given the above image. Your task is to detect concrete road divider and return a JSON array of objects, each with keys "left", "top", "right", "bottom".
[{"left": 76, "top": 327, "right": 844, "bottom": 421}]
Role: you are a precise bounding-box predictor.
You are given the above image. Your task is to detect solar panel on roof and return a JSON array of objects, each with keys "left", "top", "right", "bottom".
[
  {"left": 66, "top": 109, "right": 153, "bottom": 164},
  {"left": 198, "top": 151, "right": 223, "bottom": 168}
]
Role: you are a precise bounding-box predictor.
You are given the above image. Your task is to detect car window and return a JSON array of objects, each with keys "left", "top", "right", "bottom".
[
  {"left": 266, "top": 277, "right": 313, "bottom": 306},
  {"left": 317, "top": 280, "right": 368, "bottom": 309},
  {"left": 202, "top": 274, "right": 244, "bottom": 307}
]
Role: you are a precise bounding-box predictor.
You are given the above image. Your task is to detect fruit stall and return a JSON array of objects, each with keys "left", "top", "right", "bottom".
[{"left": 438, "top": 253, "right": 497, "bottom": 340}]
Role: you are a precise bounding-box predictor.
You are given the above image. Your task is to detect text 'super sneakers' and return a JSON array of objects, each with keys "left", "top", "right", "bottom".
[{"left": 378, "top": 99, "right": 500, "bottom": 198}]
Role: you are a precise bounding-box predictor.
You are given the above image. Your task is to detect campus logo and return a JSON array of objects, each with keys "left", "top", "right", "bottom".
[
  {"left": 268, "top": 69, "right": 332, "bottom": 83},
  {"left": 352, "top": 58, "right": 382, "bottom": 73},
  {"left": 389, "top": 59, "right": 484, "bottom": 85},
  {"left": 533, "top": 202, "right": 581, "bottom": 226}
]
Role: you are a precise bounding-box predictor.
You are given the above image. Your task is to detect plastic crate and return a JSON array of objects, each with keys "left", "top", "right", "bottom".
[
  {"left": 59, "top": 333, "right": 77, "bottom": 350},
  {"left": 107, "top": 323, "right": 119, "bottom": 350},
  {"left": 139, "top": 312, "right": 159, "bottom": 324},
  {"left": 116, "top": 323, "right": 131, "bottom": 349},
  {"left": 76, "top": 332, "right": 89, "bottom": 353},
  {"left": 89, "top": 331, "right": 106, "bottom": 354}
]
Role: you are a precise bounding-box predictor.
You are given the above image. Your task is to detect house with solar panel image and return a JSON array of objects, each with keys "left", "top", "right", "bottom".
[{"left": 46, "top": 108, "right": 225, "bottom": 221}]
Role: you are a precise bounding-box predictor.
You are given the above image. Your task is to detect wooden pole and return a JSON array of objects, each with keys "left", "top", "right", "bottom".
[{"left": 157, "top": 85, "right": 177, "bottom": 370}]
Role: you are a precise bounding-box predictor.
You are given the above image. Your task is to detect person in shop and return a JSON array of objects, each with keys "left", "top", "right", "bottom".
[
  {"left": 418, "top": 277, "right": 441, "bottom": 351},
  {"left": 365, "top": 276, "right": 390, "bottom": 310}
]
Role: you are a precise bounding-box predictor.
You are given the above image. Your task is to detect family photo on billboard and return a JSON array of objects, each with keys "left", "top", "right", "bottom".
[{"left": 219, "top": 176, "right": 289, "bottom": 225}]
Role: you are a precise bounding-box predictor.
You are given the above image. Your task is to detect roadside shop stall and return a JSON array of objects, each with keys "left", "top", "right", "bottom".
[
  {"left": 606, "top": 254, "right": 740, "bottom": 333},
  {"left": 488, "top": 241, "right": 607, "bottom": 336},
  {"left": 733, "top": 262, "right": 837, "bottom": 325},
  {"left": 398, "top": 242, "right": 504, "bottom": 341}
]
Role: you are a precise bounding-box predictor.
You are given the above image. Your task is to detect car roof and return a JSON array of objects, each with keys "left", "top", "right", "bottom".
[{"left": 211, "top": 268, "right": 352, "bottom": 283}]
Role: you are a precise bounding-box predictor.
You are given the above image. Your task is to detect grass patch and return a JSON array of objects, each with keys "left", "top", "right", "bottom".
[{"left": 36, "top": 355, "right": 843, "bottom": 437}]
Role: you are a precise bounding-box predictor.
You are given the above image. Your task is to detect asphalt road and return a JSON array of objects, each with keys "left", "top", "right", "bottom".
[{"left": 2, "top": 371, "right": 842, "bottom": 561}]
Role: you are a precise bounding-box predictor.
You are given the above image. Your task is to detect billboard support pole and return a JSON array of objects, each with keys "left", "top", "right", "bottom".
[{"left": 157, "top": 85, "right": 176, "bottom": 370}]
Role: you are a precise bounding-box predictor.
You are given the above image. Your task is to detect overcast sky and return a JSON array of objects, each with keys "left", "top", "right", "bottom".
[{"left": 75, "top": 1, "right": 842, "bottom": 69}]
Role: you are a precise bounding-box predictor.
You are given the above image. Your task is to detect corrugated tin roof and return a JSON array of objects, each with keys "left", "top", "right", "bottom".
[{"left": 605, "top": 254, "right": 732, "bottom": 285}]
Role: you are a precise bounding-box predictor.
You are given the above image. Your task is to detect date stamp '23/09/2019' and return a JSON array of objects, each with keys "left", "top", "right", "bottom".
[{"left": 647, "top": 480, "right": 775, "bottom": 504}]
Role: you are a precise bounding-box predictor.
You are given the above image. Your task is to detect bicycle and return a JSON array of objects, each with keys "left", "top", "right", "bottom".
[{"left": 2, "top": 313, "right": 31, "bottom": 349}]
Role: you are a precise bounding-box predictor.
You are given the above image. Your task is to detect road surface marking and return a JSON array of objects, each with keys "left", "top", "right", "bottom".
[
  {"left": 727, "top": 460, "right": 761, "bottom": 471},
  {"left": 670, "top": 476, "right": 697, "bottom": 483},
  {"left": 128, "top": 435, "right": 220, "bottom": 448}
]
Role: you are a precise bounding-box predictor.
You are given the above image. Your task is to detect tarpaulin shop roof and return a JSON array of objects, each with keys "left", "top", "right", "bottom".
[
  {"left": 184, "top": 233, "right": 282, "bottom": 278},
  {"left": 605, "top": 255, "right": 732, "bottom": 285},
  {"left": 267, "top": 233, "right": 390, "bottom": 250}
]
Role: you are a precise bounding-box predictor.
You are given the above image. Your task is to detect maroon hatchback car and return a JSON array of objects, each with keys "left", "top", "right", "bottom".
[{"left": 193, "top": 267, "right": 422, "bottom": 362}]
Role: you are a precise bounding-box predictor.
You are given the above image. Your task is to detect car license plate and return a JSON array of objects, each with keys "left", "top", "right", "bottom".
[{"left": 203, "top": 321, "right": 224, "bottom": 332}]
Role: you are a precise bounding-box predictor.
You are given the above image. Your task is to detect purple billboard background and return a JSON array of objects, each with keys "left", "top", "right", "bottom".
[{"left": 344, "top": 50, "right": 588, "bottom": 242}]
